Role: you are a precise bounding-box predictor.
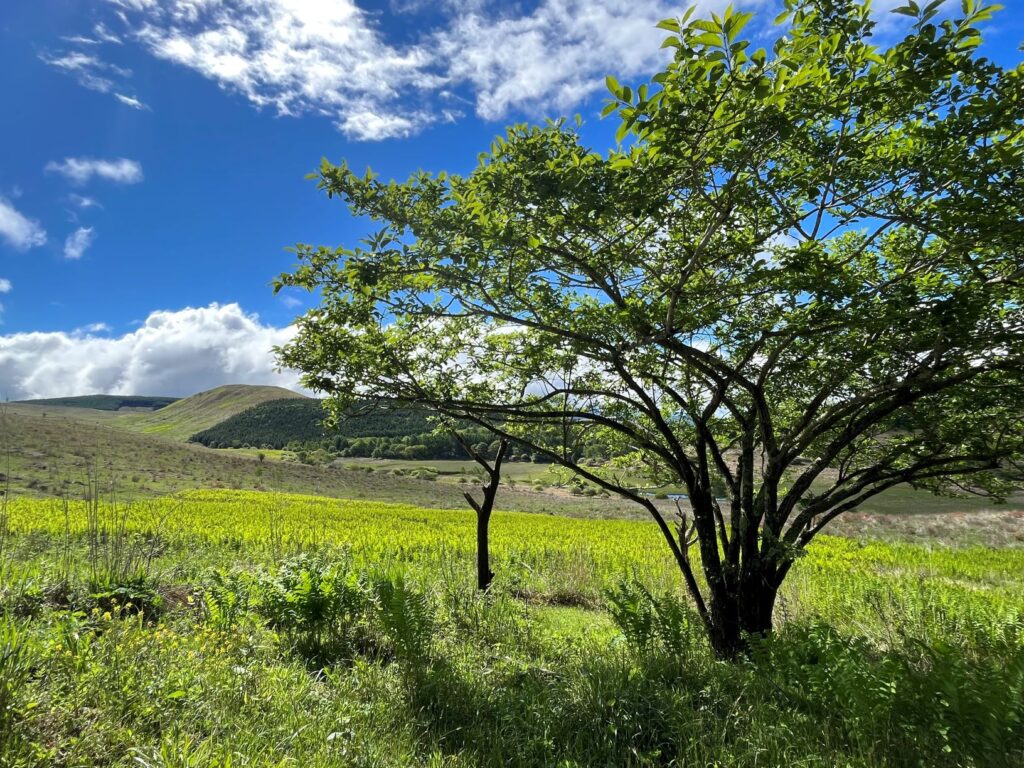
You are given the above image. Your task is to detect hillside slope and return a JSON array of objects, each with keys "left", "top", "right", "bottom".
[
  {"left": 189, "top": 398, "right": 440, "bottom": 449},
  {"left": 0, "top": 403, "right": 661, "bottom": 518},
  {"left": 14, "top": 395, "right": 179, "bottom": 411},
  {"left": 119, "top": 385, "right": 307, "bottom": 441}
]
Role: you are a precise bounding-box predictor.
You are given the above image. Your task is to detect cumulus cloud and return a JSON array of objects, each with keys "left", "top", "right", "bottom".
[
  {"left": 118, "top": 0, "right": 440, "bottom": 140},
  {"left": 94, "top": 0, "right": 759, "bottom": 140},
  {"left": 0, "top": 279, "right": 11, "bottom": 293},
  {"left": 46, "top": 157, "right": 144, "bottom": 185},
  {"left": 440, "top": 0, "right": 693, "bottom": 121},
  {"left": 64, "top": 227, "right": 96, "bottom": 260},
  {"left": 0, "top": 302, "right": 305, "bottom": 399},
  {"left": 0, "top": 198, "right": 47, "bottom": 250}
]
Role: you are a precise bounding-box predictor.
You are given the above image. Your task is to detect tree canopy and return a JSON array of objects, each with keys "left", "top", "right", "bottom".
[{"left": 277, "top": 0, "right": 1024, "bottom": 656}]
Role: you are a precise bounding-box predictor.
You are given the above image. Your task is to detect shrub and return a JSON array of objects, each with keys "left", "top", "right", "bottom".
[
  {"left": 202, "top": 568, "right": 252, "bottom": 632},
  {"left": 253, "top": 551, "right": 372, "bottom": 661},
  {"left": 376, "top": 575, "right": 432, "bottom": 665},
  {"left": 606, "top": 580, "right": 704, "bottom": 658}
]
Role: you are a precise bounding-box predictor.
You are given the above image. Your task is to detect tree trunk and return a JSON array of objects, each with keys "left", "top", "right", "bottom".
[
  {"left": 458, "top": 437, "right": 508, "bottom": 592},
  {"left": 706, "top": 574, "right": 779, "bottom": 658},
  {"left": 476, "top": 508, "right": 494, "bottom": 591},
  {"left": 739, "top": 574, "right": 777, "bottom": 637}
]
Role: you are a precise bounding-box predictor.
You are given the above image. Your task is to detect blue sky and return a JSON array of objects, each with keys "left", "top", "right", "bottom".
[{"left": 0, "top": 0, "right": 1020, "bottom": 399}]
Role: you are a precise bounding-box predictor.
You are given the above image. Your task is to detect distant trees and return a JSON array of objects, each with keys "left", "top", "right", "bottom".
[
  {"left": 191, "top": 398, "right": 491, "bottom": 459},
  {"left": 279, "top": 0, "right": 1024, "bottom": 656}
]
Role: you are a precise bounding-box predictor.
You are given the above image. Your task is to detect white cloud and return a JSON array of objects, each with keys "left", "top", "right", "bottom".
[
  {"left": 0, "top": 279, "right": 11, "bottom": 294},
  {"left": 64, "top": 227, "right": 96, "bottom": 260},
  {"left": 439, "top": 0, "right": 684, "bottom": 120},
  {"left": 80, "top": 0, "right": 774, "bottom": 139},
  {"left": 39, "top": 48, "right": 147, "bottom": 110},
  {"left": 0, "top": 302, "right": 305, "bottom": 399},
  {"left": 337, "top": 108, "right": 429, "bottom": 141},
  {"left": 0, "top": 198, "right": 47, "bottom": 250},
  {"left": 69, "top": 194, "right": 102, "bottom": 209},
  {"left": 46, "top": 157, "right": 144, "bottom": 185},
  {"left": 117, "top": 0, "right": 439, "bottom": 140},
  {"left": 38, "top": 50, "right": 129, "bottom": 93},
  {"left": 115, "top": 93, "right": 150, "bottom": 110},
  {"left": 75, "top": 322, "right": 112, "bottom": 334},
  {"left": 105, "top": 0, "right": 757, "bottom": 140}
]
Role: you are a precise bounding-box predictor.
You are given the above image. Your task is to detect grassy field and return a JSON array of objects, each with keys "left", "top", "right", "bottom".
[
  {"left": 0, "top": 405, "right": 670, "bottom": 520},
  {"left": 0, "top": 489, "right": 1021, "bottom": 767},
  {"left": 117, "top": 385, "right": 306, "bottom": 441}
]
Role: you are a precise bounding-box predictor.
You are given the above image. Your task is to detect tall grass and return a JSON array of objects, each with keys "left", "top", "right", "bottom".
[{"left": 0, "top": 489, "right": 1021, "bottom": 766}]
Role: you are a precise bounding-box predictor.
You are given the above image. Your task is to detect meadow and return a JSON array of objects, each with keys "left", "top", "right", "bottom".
[{"left": 1, "top": 489, "right": 1022, "bottom": 767}]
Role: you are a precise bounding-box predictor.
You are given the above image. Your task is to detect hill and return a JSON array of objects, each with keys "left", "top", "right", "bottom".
[
  {"left": 13, "top": 394, "right": 178, "bottom": 411},
  {"left": 119, "top": 384, "right": 307, "bottom": 441},
  {"left": 189, "top": 398, "right": 439, "bottom": 449},
  {"left": 0, "top": 402, "right": 665, "bottom": 519}
]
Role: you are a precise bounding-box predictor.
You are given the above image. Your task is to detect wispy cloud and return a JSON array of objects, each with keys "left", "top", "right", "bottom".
[
  {"left": 46, "top": 157, "right": 143, "bottom": 185},
  {"left": 38, "top": 50, "right": 129, "bottom": 93},
  {"left": 0, "top": 279, "right": 11, "bottom": 294},
  {"left": 39, "top": 45, "right": 145, "bottom": 109},
  {"left": 69, "top": 194, "right": 102, "bottom": 209},
  {"left": 0, "top": 198, "right": 47, "bottom": 250},
  {"left": 114, "top": 92, "right": 150, "bottom": 110},
  {"left": 64, "top": 227, "right": 96, "bottom": 260}
]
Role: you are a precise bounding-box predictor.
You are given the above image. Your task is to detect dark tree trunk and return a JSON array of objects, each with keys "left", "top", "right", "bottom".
[
  {"left": 476, "top": 506, "right": 494, "bottom": 591},
  {"left": 706, "top": 570, "right": 779, "bottom": 658},
  {"left": 459, "top": 437, "right": 509, "bottom": 592}
]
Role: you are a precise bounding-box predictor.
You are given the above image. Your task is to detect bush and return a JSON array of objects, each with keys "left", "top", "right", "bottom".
[
  {"left": 606, "top": 580, "right": 704, "bottom": 658},
  {"left": 202, "top": 568, "right": 252, "bottom": 632},
  {"left": 253, "top": 551, "right": 373, "bottom": 662},
  {"left": 375, "top": 575, "right": 432, "bottom": 665},
  {"left": 90, "top": 575, "right": 163, "bottom": 619}
]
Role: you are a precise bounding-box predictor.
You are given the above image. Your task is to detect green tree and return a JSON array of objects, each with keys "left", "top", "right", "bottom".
[{"left": 277, "top": 0, "right": 1024, "bottom": 657}]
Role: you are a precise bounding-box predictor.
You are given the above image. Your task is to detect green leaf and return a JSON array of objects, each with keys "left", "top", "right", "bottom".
[{"left": 694, "top": 32, "right": 723, "bottom": 47}]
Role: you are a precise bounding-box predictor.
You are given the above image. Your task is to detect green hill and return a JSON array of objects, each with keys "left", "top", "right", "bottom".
[
  {"left": 14, "top": 394, "right": 178, "bottom": 411},
  {"left": 120, "top": 384, "right": 307, "bottom": 441},
  {"left": 0, "top": 402, "right": 650, "bottom": 518},
  {"left": 188, "top": 397, "right": 475, "bottom": 456}
]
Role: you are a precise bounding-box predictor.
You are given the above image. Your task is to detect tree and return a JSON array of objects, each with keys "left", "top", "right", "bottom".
[
  {"left": 277, "top": 0, "right": 1024, "bottom": 657},
  {"left": 452, "top": 432, "right": 509, "bottom": 591}
]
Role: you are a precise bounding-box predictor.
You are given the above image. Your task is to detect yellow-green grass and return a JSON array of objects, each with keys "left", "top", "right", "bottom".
[
  {"left": 3, "top": 489, "right": 1023, "bottom": 767},
  {"left": 117, "top": 384, "right": 307, "bottom": 441},
  {"left": 7, "top": 489, "right": 1023, "bottom": 616}
]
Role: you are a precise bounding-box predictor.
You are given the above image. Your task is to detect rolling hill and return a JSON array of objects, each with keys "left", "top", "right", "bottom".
[
  {"left": 119, "top": 384, "right": 307, "bottom": 441},
  {"left": 0, "top": 402, "right": 653, "bottom": 519},
  {"left": 13, "top": 394, "right": 179, "bottom": 411},
  {"left": 189, "top": 398, "right": 439, "bottom": 449}
]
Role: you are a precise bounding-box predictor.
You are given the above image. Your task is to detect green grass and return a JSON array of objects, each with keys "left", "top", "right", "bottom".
[
  {"left": 0, "top": 406, "right": 668, "bottom": 519},
  {"left": 0, "top": 489, "right": 1021, "bottom": 767},
  {"left": 117, "top": 384, "right": 307, "bottom": 441},
  {"left": 12, "top": 395, "right": 179, "bottom": 411}
]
